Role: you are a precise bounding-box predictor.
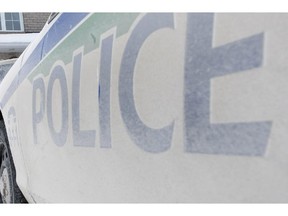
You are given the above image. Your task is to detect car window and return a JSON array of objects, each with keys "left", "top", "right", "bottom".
[
  {"left": 0, "top": 58, "right": 17, "bottom": 83},
  {"left": 47, "top": 12, "right": 59, "bottom": 24}
]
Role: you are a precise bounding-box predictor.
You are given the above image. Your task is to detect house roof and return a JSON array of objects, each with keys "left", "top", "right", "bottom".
[{"left": 0, "top": 33, "right": 38, "bottom": 53}]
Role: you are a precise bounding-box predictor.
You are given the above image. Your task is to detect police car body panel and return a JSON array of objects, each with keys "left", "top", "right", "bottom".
[{"left": 0, "top": 13, "right": 287, "bottom": 202}]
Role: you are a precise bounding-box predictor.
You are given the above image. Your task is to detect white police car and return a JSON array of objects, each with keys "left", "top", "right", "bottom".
[{"left": 0, "top": 13, "right": 287, "bottom": 203}]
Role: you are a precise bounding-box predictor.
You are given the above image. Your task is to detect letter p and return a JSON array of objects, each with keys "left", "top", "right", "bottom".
[{"left": 32, "top": 77, "right": 45, "bottom": 145}]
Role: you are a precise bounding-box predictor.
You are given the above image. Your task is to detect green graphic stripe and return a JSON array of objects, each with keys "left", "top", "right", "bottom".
[{"left": 28, "top": 13, "right": 139, "bottom": 82}]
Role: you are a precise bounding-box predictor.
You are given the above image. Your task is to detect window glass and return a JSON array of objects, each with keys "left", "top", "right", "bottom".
[
  {"left": 0, "top": 61, "right": 15, "bottom": 84},
  {"left": 12, "top": 13, "right": 19, "bottom": 20},
  {"left": 13, "top": 22, "right": 20, "bottom": 30},
  {"left": 5, "top": 13, "right": 11, "bottom": 20},
  {"left": 1, "top": 13, "right": 23, "bottom": 31},
  {"left": 5, "top": 20, "right": 12, "bottom": 30}
]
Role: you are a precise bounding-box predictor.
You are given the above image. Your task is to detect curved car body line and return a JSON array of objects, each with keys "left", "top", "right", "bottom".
[
  {"left": 0, "top": 13, "right": 89, "bottom": 110},
  {"left": 0, "top": 13, "right": 90, "bottom": 202},
  {"left": 0, "top": 13, "right": 287, "bottom": 203}
]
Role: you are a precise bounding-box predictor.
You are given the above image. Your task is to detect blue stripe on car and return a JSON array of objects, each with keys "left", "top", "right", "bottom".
[{"left": 0, "top": 13, "right": 89, "bottom": 109}]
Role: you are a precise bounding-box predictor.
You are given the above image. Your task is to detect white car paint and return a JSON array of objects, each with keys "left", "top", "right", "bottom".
[{"left": 0, "top": 13, "right": 287, "bottom": 203}]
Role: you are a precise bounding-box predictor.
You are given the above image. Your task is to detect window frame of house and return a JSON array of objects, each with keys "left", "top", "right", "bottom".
[{"left": 0, "top": 13, "right": 24, "bottom": 32}]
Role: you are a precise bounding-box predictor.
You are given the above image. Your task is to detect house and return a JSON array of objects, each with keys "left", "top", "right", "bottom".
[{"left": 0, "top": 12, "right": 50, "bottom": 60}]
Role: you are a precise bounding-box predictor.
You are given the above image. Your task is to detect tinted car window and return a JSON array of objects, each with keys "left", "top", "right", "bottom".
[{"left": 0, "top": 59, "right": 16, "bottom": 83}]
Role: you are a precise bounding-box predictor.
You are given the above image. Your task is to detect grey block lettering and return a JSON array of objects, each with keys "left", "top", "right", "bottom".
[
  {"left": 99, "top": 35, "right": 113, "bottom": 148},
  {"left": 32, "top": 77, "right": 45, "bottom": 145},
  {"left": 47, "top": 65, "right": 68, "bottom": 147},
  {"left": 72, "top": 53, "right": 96, "bottom": 147},
  {"left": 119, "top": 13, "right": 175, "bottom": 153},
  {"left": 184, "top": 13, "right": 272, "bottom": 156}
]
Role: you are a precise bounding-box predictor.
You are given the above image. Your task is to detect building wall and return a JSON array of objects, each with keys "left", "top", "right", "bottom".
[{"left": 23, "top": 13, "right": 50, "bottom": 33}]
